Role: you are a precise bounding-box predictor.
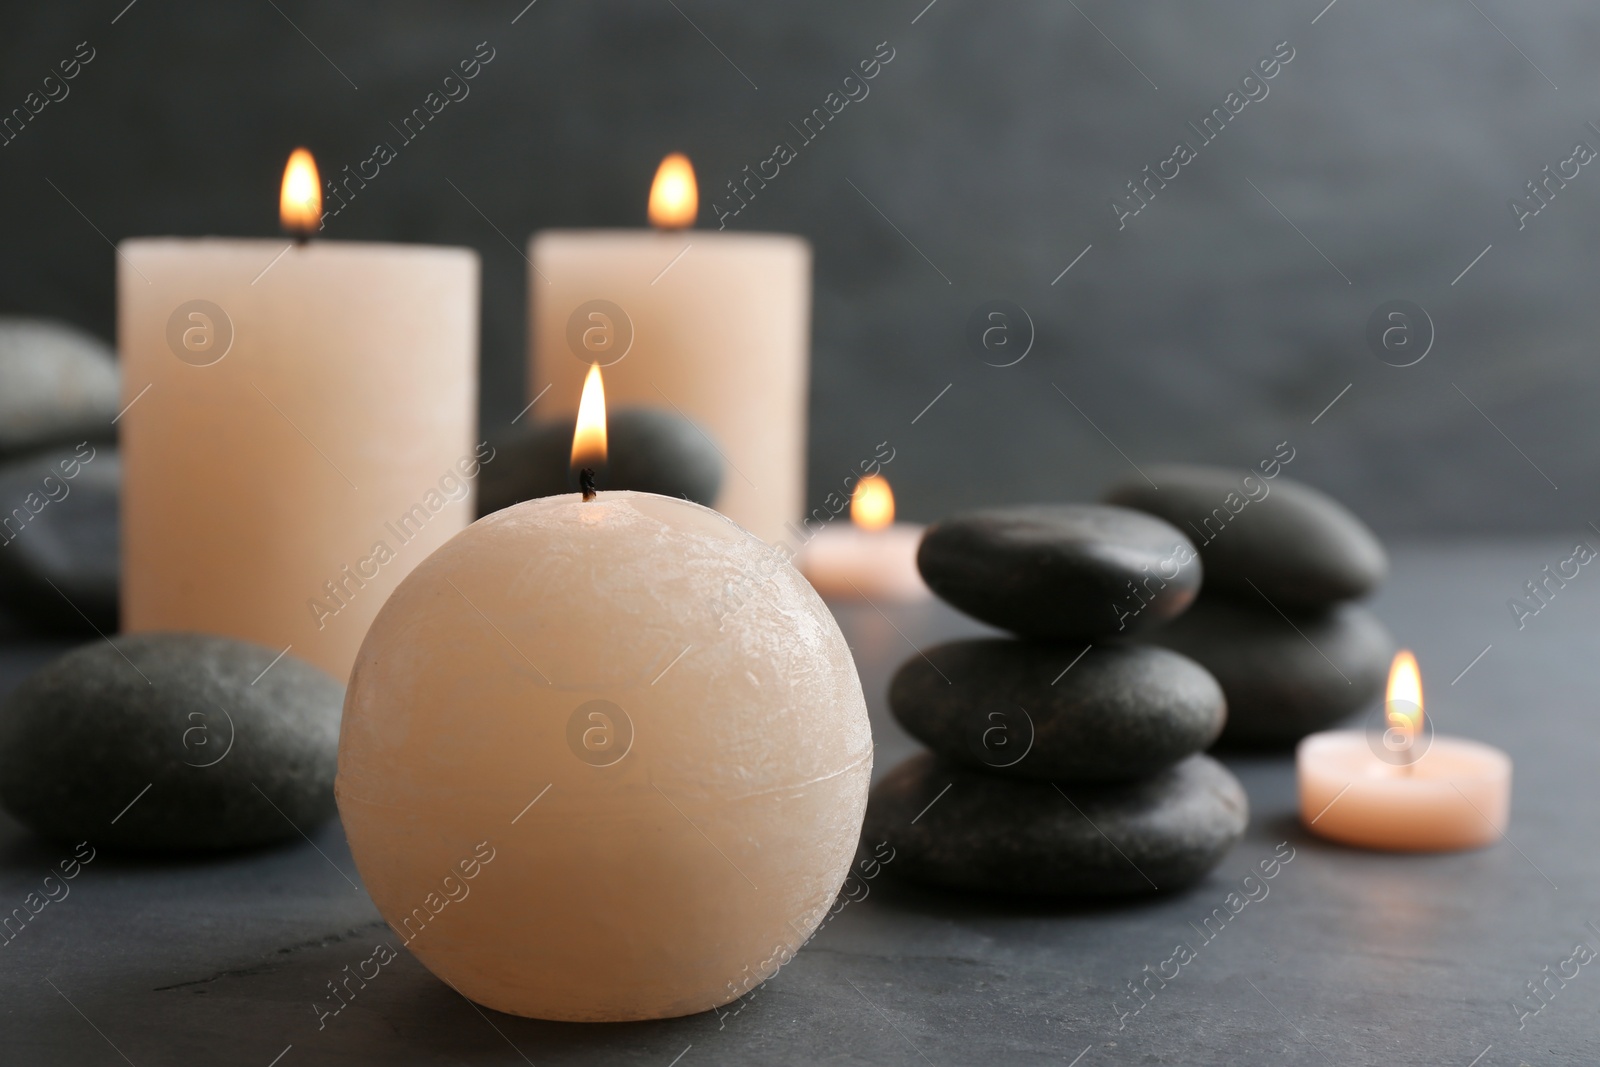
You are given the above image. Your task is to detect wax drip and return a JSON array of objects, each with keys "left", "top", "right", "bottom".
[{"left": 580, "top": 467, "right": 597, "bottom": 502}]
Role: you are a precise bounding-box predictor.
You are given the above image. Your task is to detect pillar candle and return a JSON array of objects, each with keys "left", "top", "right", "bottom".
[
  {"left": 118, "top": 153, "right": 479, "bottom": 679},
  {"left": 528, "top": 155, "right": 810, "bottom": 544}
]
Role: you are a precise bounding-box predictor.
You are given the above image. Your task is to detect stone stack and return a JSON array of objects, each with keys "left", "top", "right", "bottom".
[
  {"left": 0, "top": 317, "right": 121, "bottom": 634},
  {"left": 1105, "top": 464, "right": 1394, "bottom": 748},
  {"left": 864, "top": 504, "right": 1247, "bottom": 897}
]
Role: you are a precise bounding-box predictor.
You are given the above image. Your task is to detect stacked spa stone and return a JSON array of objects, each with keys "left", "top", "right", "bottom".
[
  {"left": 864, "top": 505, "right": 1247, "bottom": 897},
  {"left": 1105, "top": 464, "right": 1393, "bottom": 748},
  {"left": 477, "top": 407, "right": 724, "bottom": 517},
  {"left": 0, "top": 317, "right": 122, "bottom": 634}
]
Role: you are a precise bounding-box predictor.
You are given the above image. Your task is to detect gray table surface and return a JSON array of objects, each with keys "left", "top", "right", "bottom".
[{"left": 1, "top": 539, "right": 1595, "bottom": 1066}]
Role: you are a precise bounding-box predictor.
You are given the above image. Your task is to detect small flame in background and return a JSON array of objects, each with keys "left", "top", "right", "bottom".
[
  {"left": 279, "top": 147, "right": 322, "bottom": 235},
  {"left": 1385, "top": 649, "right": 1424, "bottom": 750},
  {"left": 851, "top": 475, "right": 895, "bottom": 532},
  {"left": 648, "top": 153, "right": 698, "bottom": 230},
  {"left": 571, "top": 362, "right": 609, "bottom": 469}
]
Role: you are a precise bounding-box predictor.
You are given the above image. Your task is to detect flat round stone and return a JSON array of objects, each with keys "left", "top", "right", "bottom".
[
  {"left": 1105, "top": 464, "right": 1386, "bottom": 607},
  {"left": 1141, "top": 597, "right": 1393, "bottom": 747},
  {"left": 916, "top": 505, "right": 1201, "bottom": 639},
  {"left": 0, "top": 317, "right": 120, "bottom": 456},
  {"left": 864, "top": 752, "right": 1247, "bottom": 896},
  {"left": 0, "top": 445, "right": 118, "bottom": 633},
  {"left": 478, "top": 407, "right": 723, "bottom": 516},
  {"left": 0, "top": 633, "right": 343, "bottom": 851},
  {"left": 889, "top": 640, "right": 1224, "bottom": 782}
]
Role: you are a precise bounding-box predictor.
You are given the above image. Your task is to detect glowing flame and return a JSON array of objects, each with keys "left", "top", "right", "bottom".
[
  {"left": 279, "top": 147, "right": 322, "bottom": 236},
  {"left": 1385, "top": 649, "right": 1424, "bottom": 750},
  {"left": 648, "top": 153, "right": 698, "bottom": 230},
  {"left": 851, "top": 475, "right": 895, "bottom": 532},
  {"left": 570, "top": 362, "right": 608, "bottom": 469}
]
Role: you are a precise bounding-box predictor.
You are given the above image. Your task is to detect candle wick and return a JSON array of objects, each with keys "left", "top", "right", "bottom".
[
  {"left": 292, "top": 233, "right": 311, "bottom": 247},
  {"left": 580, "top": 467, "right": 597, "bottom": 502}
]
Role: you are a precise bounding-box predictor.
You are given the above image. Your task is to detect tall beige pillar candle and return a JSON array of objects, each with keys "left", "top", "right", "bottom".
[
  {"left": 118, "top": 153, "right": 479, "bottom": 680},
  {"left": 528, "top": 155, "right": 810, "bottom": 544}
]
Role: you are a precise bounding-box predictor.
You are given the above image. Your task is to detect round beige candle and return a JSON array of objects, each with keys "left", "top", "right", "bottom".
[
  {"left": 118, "top": 151, "right": 478, "bottom": 680},
  {"left": 1297, "top": 650, "right": 1511, "bottom": 851},
  {"left": 796, "top": 475, "right": 928, "bottom": 601},
  {"left": 336, "top": 491, "right": 873, "bottom": 1021},
  {"left": 528, "top": 156, "right": 810, "bottom": 545}
]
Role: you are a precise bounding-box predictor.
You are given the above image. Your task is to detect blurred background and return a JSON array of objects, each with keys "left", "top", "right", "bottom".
[{"left": 2, "top": 0, "right": 1595, "bottom": 535}]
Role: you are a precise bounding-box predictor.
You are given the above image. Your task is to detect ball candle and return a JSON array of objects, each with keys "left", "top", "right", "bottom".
[
  {"left": 795, "top": 475, "right": 929, "bottom": 601},
  {"left": 529, "top": 154, "right": 811, "bottom": 544},
  {"left": 119, "top": 149, "right": 478, "bottom": 680},
  {"left": 1298, "top": 650, "right": 1512, "bottom": 851},
  {"left": 336, "top": 364, "right": 873, "bottom": 1021}
]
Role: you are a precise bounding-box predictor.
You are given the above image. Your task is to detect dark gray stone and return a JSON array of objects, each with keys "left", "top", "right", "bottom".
[
  {"left": 478, "top": 407, "right": 723, "bottom": 516},
  {"left": 0, "top": 318, "right": 120, "bottom": 456},
  {"left": 916, "top": 504, "right": 1200, "bottom": 640},
  {"left": 0, "top": 633, "right": 342, "bottom": 851},
  {"left": 0, "top": 444, "right": 118, "bottom": 634},
  {"left": 865, "top": 752, "right": 1247, "bottom": 897},
  {"left": 1141, "top": 597, "right": 1394, "bottom": 748},
  {"left": 1106, "top": 464, "right": 1387, "bottom": 608},
  {"left": 889, "top": 640, "right": 1224, "bottom": 782}
]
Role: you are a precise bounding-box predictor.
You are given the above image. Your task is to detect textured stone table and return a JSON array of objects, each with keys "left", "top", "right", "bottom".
[{"left": 0, "top": 540, "right": 1594, "bottom": 1066}]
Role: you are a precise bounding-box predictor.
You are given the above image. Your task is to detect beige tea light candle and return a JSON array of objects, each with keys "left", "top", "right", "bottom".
[
  {"left": 1298, "top": 650, "right": 1512, "bottom": 851},
  {"left": 795, "top": 474, "right": 928, "bottom": 601},
  {"left": 337, "top": 367, "right": 872, "bottom": 1021},
  {"left": 118, "top": 149, "right": 478, "bottom": 680}
]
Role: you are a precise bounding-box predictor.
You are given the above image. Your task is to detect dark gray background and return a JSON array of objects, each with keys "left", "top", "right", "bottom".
[{"left": 1, "top": 0, "right": 1594, "bottom": 534}]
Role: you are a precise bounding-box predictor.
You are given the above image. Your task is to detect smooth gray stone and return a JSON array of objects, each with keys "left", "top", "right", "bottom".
[
  {"left": 1105, "top": 464, "right": 1387, "bottom": 608},
  {"left": 0, "top": 633, "right": 342, "bottom": 851},
  {"left": 1141, "top": 597, "right": 1394, "bottom": 748},
  {"left": 478, "top": 407, "right": 723, "bottom": 516},
  {"left": 864, "top": 751, "right": 1247, "bottom": 897},
  {"left": 0, "top": 318, "right": 120, "bottom": 456},
  {"left": 889, "top": 640, "right": 1224, "bottom": 782},
  {"left": 0, "top": 445, "right": 118, "bottom": 634},
  {"left": 916, "top": 504, "right": 1201, "bottom": 640}
]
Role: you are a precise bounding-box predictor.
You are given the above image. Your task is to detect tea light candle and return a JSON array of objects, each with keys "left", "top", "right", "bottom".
[
  {"left": 795, "top": 475, "right": 928, "bottom": 602},
  {"left": 337, "top": 365, "right": 873, "bottom": 1021},
  {"left": 119, "top": 149, "right": 478, "bottom": 680},
  {"left": 1298, "top": 650, "right": 1512, "bottom": 851},
  {"left": 528, "top": 154, "right": 810, "bottom": 544}
]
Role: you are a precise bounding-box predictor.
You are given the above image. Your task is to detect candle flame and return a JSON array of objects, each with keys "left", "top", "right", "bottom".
[
  {"left": 1385, "top": 649, "right": 1423, "bottom": 748},
  {"left": 648, "top": 153, "right": 698, "bottom": 230},
  {"left": 280, "top": 147, "right": 322, "bottom": 236},
  {"left": 571, "top": 362, "right": 608, "bottom": 470},
  {"left": 851, "top": 475, "right": 895, "bottom": 532},
  {"left": 281, "top": 146, "right": 321, "bottom": 235}
]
